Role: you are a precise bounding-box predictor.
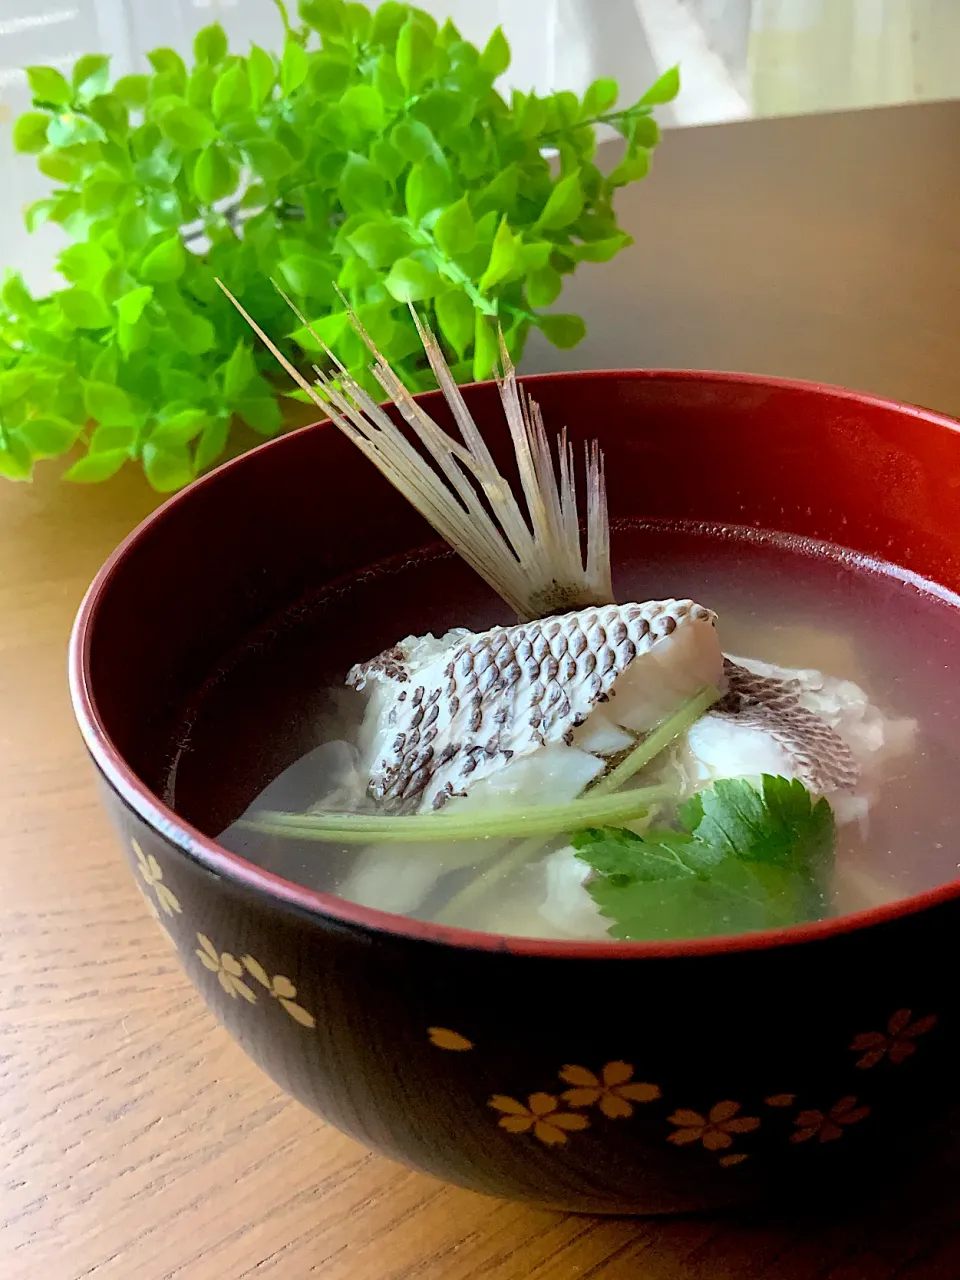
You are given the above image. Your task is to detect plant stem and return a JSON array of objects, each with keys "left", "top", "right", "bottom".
[
  {"left": 240, "top": 784, "right": 677, "bottom": 844},
  {"left": 438, "top": 833, "right": 546, "bottom": 925},
  {"left": 590, "top": 685, "right": 721, "bottom": 797},
  {"left": 402, "top": 220, "right": 499, "bottom": 316}
]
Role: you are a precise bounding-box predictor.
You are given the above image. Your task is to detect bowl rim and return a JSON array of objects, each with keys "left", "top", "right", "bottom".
[{"left": 69, "top": 366, "right": 960, "bottom": 958}]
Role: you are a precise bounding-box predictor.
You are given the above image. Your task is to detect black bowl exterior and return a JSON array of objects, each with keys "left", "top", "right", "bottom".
[{"left": 109, "top": 782, "right": 955, "bottom": 1216}]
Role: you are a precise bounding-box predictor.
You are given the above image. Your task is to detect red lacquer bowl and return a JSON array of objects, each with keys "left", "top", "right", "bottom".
[{"left": 69, "top": 371, "right": 960, "bottom": 1214}]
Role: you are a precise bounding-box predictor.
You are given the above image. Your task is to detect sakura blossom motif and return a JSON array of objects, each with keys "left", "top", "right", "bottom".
[{"left": 850, "top": 1009, "right": 937, "bottom": 1070}]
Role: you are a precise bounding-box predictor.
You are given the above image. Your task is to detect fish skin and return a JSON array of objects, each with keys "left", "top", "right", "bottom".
[
  {"left": 347, "top": 600, "right": 718, "bottom": 813},
  {"left": 713, "top": 657, "right": 860, "bottom": 793}
]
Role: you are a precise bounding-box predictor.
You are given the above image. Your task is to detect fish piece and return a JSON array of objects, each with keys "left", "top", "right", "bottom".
[
  {"left": 347, "top": 599, "right": 723, "bottom": 813},
  {"left": 683, "top": 655, "right": 916, "bottom": 819}
]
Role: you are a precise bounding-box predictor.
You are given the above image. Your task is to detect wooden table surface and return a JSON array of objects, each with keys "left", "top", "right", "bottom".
[{"left": 4, "top": 100, "right": 960, "bottom": 1280}]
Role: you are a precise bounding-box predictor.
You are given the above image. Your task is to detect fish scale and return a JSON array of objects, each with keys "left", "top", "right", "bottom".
[{"left": 347, "top": 600, "right": 716, "bottom": 812}]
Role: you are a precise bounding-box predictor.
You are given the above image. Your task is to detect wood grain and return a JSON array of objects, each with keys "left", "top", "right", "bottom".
[{"left": 4, "top": 101, "right": 960, "bottom": 1279}]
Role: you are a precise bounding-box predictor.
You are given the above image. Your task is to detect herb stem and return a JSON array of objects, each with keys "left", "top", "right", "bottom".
[
  {"left": 438, "top": 833, "right": 546, "bottom": 925},
  {"left": 240, "top": 784, "right": 677, "bottom": 844},
  {"left": 590, "top": 685, "right": 720, "bottom": 797}
]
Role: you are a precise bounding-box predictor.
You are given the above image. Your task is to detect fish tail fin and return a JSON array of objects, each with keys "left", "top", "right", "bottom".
[{"left": 216, "top": 279, "right": 613, "bottom": 621}]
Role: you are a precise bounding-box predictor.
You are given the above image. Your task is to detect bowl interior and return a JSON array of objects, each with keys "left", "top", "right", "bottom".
[{"left": 73, "top": 370, "right": 960, "bottom": 944}]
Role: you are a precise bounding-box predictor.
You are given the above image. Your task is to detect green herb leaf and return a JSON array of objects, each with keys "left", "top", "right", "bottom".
[
  {"left": 13, "top": 112, "right": 51, "bottom": 154},
  {"left": 639, "top": 65, "right": 680, "bottom": 106},
  {"left": 536, "top": 313, "right": 586, "bottom": 348},
  {"left": 26, "top": 66, "right": 71, "bottom": 106},
  {"left": 58, "top": 288, "right": 114, "bottom": 330},
  {"left": 213, "top": 62, "right": 251, "bottom": 120},
  {"left": 536, "top": 170, "right": 584, "bottom": 231},
  {"left": 281, "top": 39, "right": 309, "bottom": 95},
  {"left": 114, "top": 74, "right": 149, "bottom": 105},
  {"left": 156, "top": 101, "right": 216, "bottom": 150},
  {"left": 247, "top": 46, "right": 276, "bottom": 107},
  {"left": 221, "top": 341, "right": 258, "bottom": 399},
  {"left": 83, "top": 380, "right": 133, "bottom": 425},
  {"left": 193, "top": 142, "right": 237, "bottom": 203},
  {"left": 18, "top": 416, "right": 81, "bottom": 457},
  {"left": 140, "top": 236, "right": 187, "bottom": 283},
  {"left": 433, "top": 196, "right": 475, "bottom": 256},
  {"left": 143, "top": 441, "right": 195, "bottom": 491},
  {"left": 582, "top": 76, "right": 618, "bottom": 117},
  {"left": 525, "top": 265, "right": 562, "bottom": 307},
  {"left": 574, "top": 776, "right": 835, "bottom": 941},
  {"left": 73, "top": 54, "right": 111, "bottom": 102},
  {"left": 64, "top": 449, "right": 129, "bottom": 482},
  {"left": 339, "top": 152, "right": 389, "bottom": 213},
  {"left": 194, "top": 23, "right": 228, "bottom": 66},
  {"left": 404, "top": 157, "right": 450, "bottom": 225},
  {"left": 395, "top": 17, "right": 435, "bottom": 95},
  {"left": 384, "top": 255, "right": 439, "bottom": 302},
  {"left": 479, "top": 27, "right": 510, "bottom": 78},
  {"left": 434, "top": 289, "right": 474, "bottom": 358}
]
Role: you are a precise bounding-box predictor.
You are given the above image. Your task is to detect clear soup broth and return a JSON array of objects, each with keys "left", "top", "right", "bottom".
[{"left": 168, "top": 521, "right": 960, "bottom": 942}]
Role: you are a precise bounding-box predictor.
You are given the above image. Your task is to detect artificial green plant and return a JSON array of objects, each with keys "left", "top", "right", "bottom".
[{"left": 1, "top": 0, "right": 677, "bottom": 490}]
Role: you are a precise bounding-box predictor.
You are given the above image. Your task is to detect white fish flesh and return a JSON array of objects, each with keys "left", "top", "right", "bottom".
[{"left": 347, "top": 599, "right": 722, "bottom": 813}]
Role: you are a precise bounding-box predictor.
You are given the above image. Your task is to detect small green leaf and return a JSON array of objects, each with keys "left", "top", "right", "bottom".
[
  {"left": 37, "top": 148, "right": 81, "bottom": 183},
  {"left": 174, "top": 310, "right": 217, "bottom": 355},
  {"left": 26, "top": 66, "right": 71, "bottom": 106},
  {"left": 194, "top": 416, "right": 230, "bottom": 472},
  {"left": 46, "top": 112, "right": 105, "bottom": 147},
  {"left": 609, "top": 145, "right": 650, "bottom": 187},
  {"left": 371, "top": 1, "right": 408, "bottom": 49},
  {"left": 143, "top": 441, "right": 195, "bottom": 491},
  {"left": 281, "top": 39, "right": 309, "bottom": 95},
  {"left": 345, "top": 219, "right": 411, "bottom": 269},
  {"left": 434, "top": 289, "right": 474, "bottom": 358},
  {"left": 395, "top": 17, "right": 434, "bottom": 95},
  {"left": 89, "top": 423, "right": 137, "bottom": 452},
  {"left": 526, "top": 265, "right": 562, "bottom": 307},
  {"left": 58, "top": 288, "right": 114, "bottom": 330},
  {"left": 235, "top": 395, "right": 282, "bottom": 434},
  {"left": 73, "top": 54, "right": 110, "bottom": 102},
  {"left": 369, "top": 137, "right": 405, "bottom": 182},
  {"left": 392, "top": 118, "right": 442, "bottom": 164},
  {"left": 212, "top": 62, "right": 250, "bottom": 120},
  {"left": 473, "top": 311, "right": 498, "bottom": 381},
  {"left": 247, "top": 46, "right": 275, "bottom": 107},
  {"left": 18, "top": 416, "right": 80, "bottom": 457},
  {"left": 582, "top": 76, "right": 618, "bottom": 117},
  {"left": 0, "top": 438, "right": 34, "bottom": 481},
  {"left": 478, "top": 217, "right": 519, "bottom": 292},
  {"left": 639, "top": 65, "right": 680, "bottom": 106},
  {"left": 194, "top": 23, "right": 228, "bottom": 65},
  {"left": 147, "top": 48, "right": 188, "bottom": 85},
  {"left": 222, "top": 341, "right": 258, "bottom": 399},
  {"left": 300, "top": 0, "right": 348, "bottom": 39},
  {"left": 64, "top": 449, "right": 128, "bottom": 482},
  {"left": 536, "top": 313, "right": 586, "bottom": 349},
  {"left": 278, "top": 253, "right": 334, "bottom": 298},
  {"left": 340, "top": 83, "right": 386, "bottom": 132},
  {"left": 384, "top": 256, "right": 439, "bottom": 302},
  {"left": 151, "top": 408, "right": 209, "bottom": 447},
  {"left": 146, "top": 189, "right": 184, "bottom": 229},
  {"left": 114, "top": 74, "right": 149, "bottom": 105},
  {"left": 140, "top": 236, "right": 186, "bottom": 283},
  {"left": 193, "top": 142, "right": 237, "bottom": 203},
  {"left": 156, "top": 102, "right": 216, "bottom": 150},
  {"left": 479, "top": 26, "right": 510, "bottom": 78},
  {"left": 244, "top": 138, "right": 294, "bottom": 179},
  {"left": 536, "top": 171, "right": 584, "bottom": 231},
  {"left": 13, "top": 112, "right": 51, "bottom": 154},
  {"left": 24, "top": 198, "right": 56, "bottom": 231},
  {"left": 57, "top": 243, "right": 111, "bottom": 284},
  {"left": 339, "top": 152, "right": 390, "bottom": 214},
  {"left": 432, "top": 195, "right": 475, "bottom": 256},
  {"left": 84, "top": 380, "right": 133, "bottom": 425},
  {"left": 404, "top": 157, "right": 450, "bottom": 225}
]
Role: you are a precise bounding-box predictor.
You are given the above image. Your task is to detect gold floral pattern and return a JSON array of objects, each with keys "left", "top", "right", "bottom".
[
  {"left": 765, "top": 1093, "right": 797, "bottom": 1108},
  {"left": 133, "top": 839, "right": 181, "bottom": 917},
  {"left": 195, "top": 934, "right": 257, "bottom": 1003},
  {"left": 489, "top": 1093, "right": 590, "bottom": 1145},
  {"left": 850, "top": 1009, "right": 937, "bottom": 1069},
  {"left": 428, "top": 1027, "right": 474, "bottom": 1051},
  {"left": 559, "top": 1062, "right": 661, "bottom": 1119},
  {"left": 791, "top": 1095, "right": 870, "bottom": 1143},
  {"left": 242, "top": 955, "right": 316, "bottom": 1028},
  {"left": 719, "top": 1153, "right": 749, "bottom": 1168},
  {"left": 667, "top": 1101, "right": 760, "bottom": 1151}
]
